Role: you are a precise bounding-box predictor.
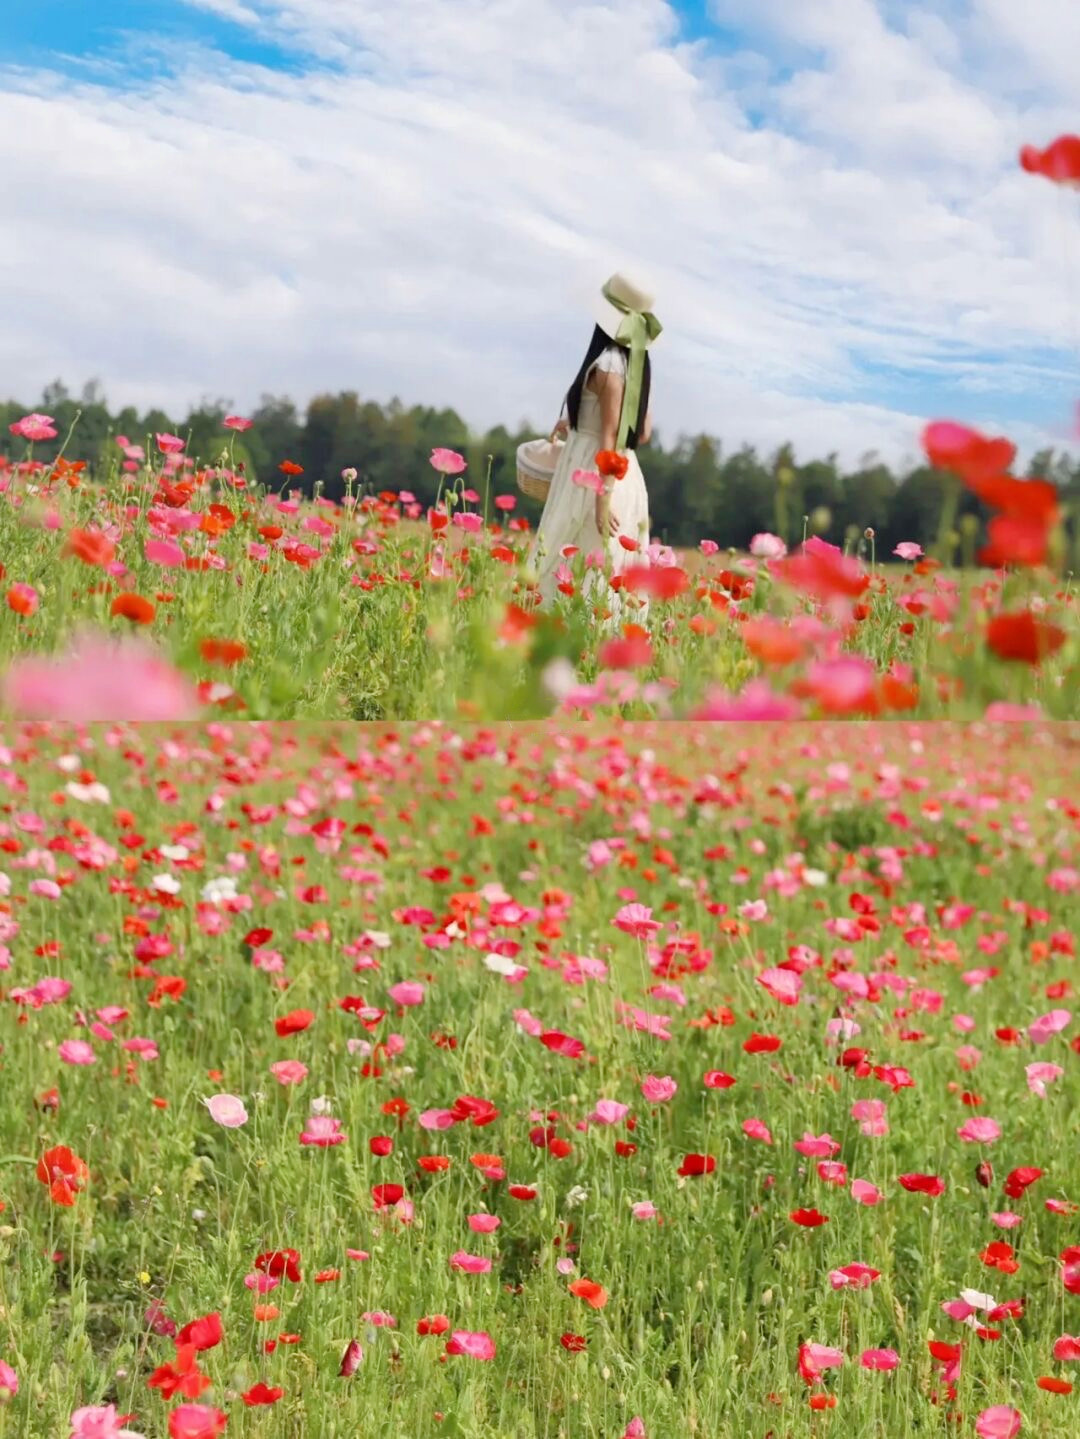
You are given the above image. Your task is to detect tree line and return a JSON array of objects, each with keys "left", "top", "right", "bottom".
[{"left": 4, "top": 378, "right": 1079, "bottom": 558}]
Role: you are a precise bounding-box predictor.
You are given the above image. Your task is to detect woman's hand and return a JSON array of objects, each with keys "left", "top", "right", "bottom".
[
  {"left": 551, "top": 418, "right": 569, "bottom": 441},
  {"left": 595, "top": 494, "right": 620, "bottom": 539}
]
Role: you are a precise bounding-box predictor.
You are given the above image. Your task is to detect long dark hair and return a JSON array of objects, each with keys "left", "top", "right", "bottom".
[{"left": 564, "top": 324, "right": 651, "bottom": 450}]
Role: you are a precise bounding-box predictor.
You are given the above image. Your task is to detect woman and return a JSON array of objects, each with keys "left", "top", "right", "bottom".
[{"left": 529, "top": 273, "right": 661, "bottom": 621}]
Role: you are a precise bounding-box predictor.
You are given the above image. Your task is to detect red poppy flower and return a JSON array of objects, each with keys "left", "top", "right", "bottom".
[
  {"left": 417, "top": 1315, "right": 450, "bottom": 1336},
  {"left": 539, "top": 1030, "right": 584, "bottom": 1058},
  {"left": 418, "top": 1155, "right": 451, "bottom": 1173},
  {"left": 568, "top": 1278, "right": 608, "bottom": 1309},
  {"left": 598, "top": 631, "right": 653, "bottom": 670},
  {"left": 986, "top": 611, "right": 1066, "bottom": 665},
  {"left": 899, "top": 1173, "right": 945, "bottom": 1196},
  {"left": 372, "top": 1183, "right": 405, "bottom": 1209},
  {"left": 980, "top": 1242, "right": 1019, "bottom": 1274},
  {"left": 743, "top": 1033, "right": 782, "bottom": 1054},
  {"left": 278, "top": 460, "right": 304, "bottom": 475},
  {"left": 200, "top": 638, "right": 248, "bottom": 666},
  {"left": 339, "top": 1339, "right": 363, "bottom": 1376},
  {"left": 255, "top": 1249, "right": 302, "bottom": 1282},
  {"left": 595, "top": 450, "right": 629, "bottom": 480},
  {"left": 922, "top": 421, "right": 1016, "bottom": 483},
  {"left": 274, "top": 1009, "right": 314, "bottom": 1037},
  {"left": 64, "top": 528, "right": 116, "bottom": 567},
  {"left": 703, "top": 1070, "right": 737, "bottom": 1089},
  {"left": 560, "top": 1333, "right": 588, "bottom": 1352},
  {"left": 1037, "top": 1377, "right": 1073, "bottom": 1395},
  {"left": 1020, "top": 134, "right": 1080, "bottom": 184},
  {"left": 242, "top": 1382, "right": 284, "bottom": 1406},
  {"left": 176, "top": 1312, "right": 223, "bottom": 1352},
  {"left": 36, "top": 1145, "right": 88, "bottom": 1206},
  {"left": 677, "top": 1153, "right": 716, "bottom": 1177},
  {"left": 790, "top": 1208, "right": 829, "bottom": 1227},
  {"left": 621, "top": 564, "right": 690, "bottom": 600},
  {"left": 1003, "top": 1166, "right": 1043, "bottom": 1199},
  {"left": 148, "top": 1344, "right": 212, "bottom": 1400}
]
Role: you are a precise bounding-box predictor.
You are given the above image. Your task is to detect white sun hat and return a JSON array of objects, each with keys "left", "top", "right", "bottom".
[{"left": 594, "top": 272, "right": 661, "bottom": 345}]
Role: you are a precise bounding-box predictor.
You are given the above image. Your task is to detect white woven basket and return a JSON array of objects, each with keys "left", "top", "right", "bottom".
[{"left": 516, "top": 436, "right": 564, "bottom": 503}]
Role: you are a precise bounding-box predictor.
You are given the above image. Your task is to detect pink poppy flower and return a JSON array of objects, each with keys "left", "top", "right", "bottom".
[
  {"left": 449, "top": 1251, "right": 492, "bottom": 1274},
  {"left": 205, "top": 1093, "right": 248, "bottom": 1128},
  {"left": 223, "top": 416, "right": 253, "bottom": 431},
  {"left": 10, "top": 412, "right": 58, "bottom": 442},
  {"left": 757, "top": 966, "right": 801, "bottom": 1004},
  {"left": 794, "top": 1132, "right": 840, "bottom": 1158},
  {"left": 68, "top": 1404, "right": 147, "bottom": 1438},
  {"left": 589, "top": 1099, "right": 630, "bottom": 1125},
  {"left": 430, "top": 448, "right": 466, "bottom": 475},
  {"left": 690, "top": 680, "right": 803, "bottom": 722},
  {"left": 640, "top": 1075, "right": 677, "bottom": 1103},
  {"left": 155, "top": 433, "right": 186, "bottom": 454},
  {"left": 1026, "top": 1062, "right": 1063, "bottom": 1097},
  {"left": 632, "top": 1201, "right": 658, "bottom": 1221},
  {"left": 0, "top": 1360, "right": 17, "bottom": 1398},
  {"left": 3, "top": 629, "right": 198, "bottom": 721},
  {"left": 742, "top": 1118, "right": 773, "bottom": 1144},
  {"left": 419, "top": 1109, "right": 457, "bottom": 1131},
  {"left": 145, "top": 539, "right": 185, "bottom": 567},
  {"left": 300, "top": 1115, "right": 346, "bottom": 1147},
  {"left": 58, "top": 1040, "right": 96, "bottom": 1066},
  {"left": 613, "top": 903, "right": 661, "bottom": 937},
  {"left": 851, "top": 1099, "right": 888, "bottom": 1136},
  {"left": 893, "top": 542, "right": 923, "bottom": 561},
  {"left": 974, "top": 1406, "right": 1021, "bottom": 1439},
  {"left": 829, "top": 1263, "right": 880, "bottom": 1290},
  {"left": 1028, "top": 1009, "right": 1071, "bottom": 1044},
  {"left": 851, "top": 1179, "right": 883, "bottom": 1206},
  {"left": 749, "top": 532, "right": 787, "bottom": 559},
  {"left": 467, "top": 1214, "right": 500, "bottom": 1234},
  {"left": 269, "top": 1060, "right": 308, "bottom": 1085},
  {"left": 388, "top": 981, "right": 425, "bottom": 1006},
  {"left": 957, "top": 1117, "right": 1001, "bottom": 1144},
  {"left": 571, "top": 469, "right": 605, "bottom": 494},
  {"left": 860, "top": 1347, "right": 900, "bottom": 1370},
  {"left": 445, "top": 1329, "right": 495, "bottom": 1360}
]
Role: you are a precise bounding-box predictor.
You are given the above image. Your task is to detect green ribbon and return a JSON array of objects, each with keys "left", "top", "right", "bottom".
[{"left": 602, "top": 280, "right": 662, "bottom": 452}]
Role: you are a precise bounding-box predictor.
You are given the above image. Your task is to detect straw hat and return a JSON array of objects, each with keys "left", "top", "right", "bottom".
[{"left": 594, "top": 272, "right": 660, "bottom": 344}]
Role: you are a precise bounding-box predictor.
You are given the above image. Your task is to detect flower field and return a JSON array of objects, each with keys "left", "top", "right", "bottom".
[
  {"left": 0, "top": 416, "right": 1076, "bottom": 722},
  {"left": 0, "top": 719, "right": 1078, "bottom": 1437}
]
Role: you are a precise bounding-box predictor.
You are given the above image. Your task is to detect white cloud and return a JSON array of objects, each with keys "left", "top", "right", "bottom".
[{"left": 0, "top": 0, "right": 1078, "bottom": 469}]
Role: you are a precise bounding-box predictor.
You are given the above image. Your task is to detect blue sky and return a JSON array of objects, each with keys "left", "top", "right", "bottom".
[
  {"left": 0, "top": 0, "right": 315, "bottom": 77},
  {"left": 0, "top": 0, "right": 1078, "bottom": 467}
]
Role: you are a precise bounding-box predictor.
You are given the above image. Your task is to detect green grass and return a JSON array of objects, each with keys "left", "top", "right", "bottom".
[
  {"left": 0, "top": 721, "right": 1077, "bottom": 1436},
  {"left": 0, "top": 448, "right": 1075, "bottom": 720}
]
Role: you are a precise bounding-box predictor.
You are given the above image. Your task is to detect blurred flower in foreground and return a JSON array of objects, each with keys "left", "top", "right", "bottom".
[{"left": 2, "top": 629, "right": 199, "bottom": 720}]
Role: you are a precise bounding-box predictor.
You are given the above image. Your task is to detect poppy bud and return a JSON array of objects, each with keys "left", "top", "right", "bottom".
[{"left": 976, "top": 1161, "right": 993, "bottom": 1189}]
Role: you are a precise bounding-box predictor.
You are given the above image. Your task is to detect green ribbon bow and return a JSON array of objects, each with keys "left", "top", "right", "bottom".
[{"left": 602, "top": 279, "right": 662, "bottom": 452}]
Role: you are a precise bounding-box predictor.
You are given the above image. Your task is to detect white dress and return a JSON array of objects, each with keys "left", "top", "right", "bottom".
[{"left": 529, "top": 346, "right": 651, "bottom": 624}]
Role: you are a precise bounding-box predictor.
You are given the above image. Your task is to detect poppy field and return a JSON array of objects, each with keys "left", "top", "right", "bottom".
[
  {"left": 0, "top": 719, "right": 1078, "bottom": 1437},
  {"left": 0, "top": 413, "right": 1076, "bottom": 723}
]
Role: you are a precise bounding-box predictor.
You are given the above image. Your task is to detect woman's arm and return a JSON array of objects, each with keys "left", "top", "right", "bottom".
[
  {"left": 640, "top": 408, "right": 652, "bottom": 446},
  {"left": 594, "top": 372, "right": 623, "bottom": 539}
]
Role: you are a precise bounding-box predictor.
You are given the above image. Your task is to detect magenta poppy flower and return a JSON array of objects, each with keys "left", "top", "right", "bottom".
[
  {"left": 445, "top": 1329, "right": 495, "bottom": 1360},
  {"left": 300, "top": 1115, "right": 346, "bottom": 1147}
]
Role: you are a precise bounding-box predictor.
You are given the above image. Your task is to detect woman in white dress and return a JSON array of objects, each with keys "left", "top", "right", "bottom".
[{"left": 529, "top": 274, "right": 661, "bottom": 622}]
